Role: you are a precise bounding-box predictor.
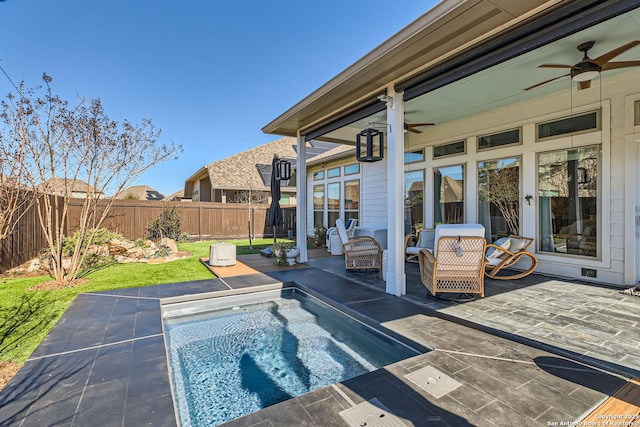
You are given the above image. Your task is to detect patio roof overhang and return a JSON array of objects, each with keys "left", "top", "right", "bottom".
[{"left": 262, "top": 0, "right": 639, "bottom": 141}]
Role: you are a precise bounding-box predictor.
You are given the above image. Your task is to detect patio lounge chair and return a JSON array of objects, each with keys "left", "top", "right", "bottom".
[
  {"left": 405, "top": 228, "right": 435, "bottom": 263},
  {"left": 418, "top": 224, "right": 487, "bottom": 297},
  {"left": 484, "top": 235, "right": 538, "bottom": 280},
  {"left": 326, "top": 218, "right": 357, "bottom": 254},
  {"left": 335, "top": 218, "right": 382, "bottom": 270}
]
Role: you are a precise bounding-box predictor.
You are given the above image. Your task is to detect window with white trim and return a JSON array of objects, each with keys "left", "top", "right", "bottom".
[
  {"left": 434, "top": 165, "right": 464, "bottom": 224},
  {"left": 344, "top": 180, "right": 359, "bottom": 222},
  {"left": 313, "top": 184, "right": 324, "bottom": 228},
  {"left": 538, "top": 146, "right": 599, "bottom": 258},
  {"left": 478, "top": 128, "right": 521, "bottom": 151}
]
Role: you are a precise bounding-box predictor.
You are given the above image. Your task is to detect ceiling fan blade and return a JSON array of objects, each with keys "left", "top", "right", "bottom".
[
  {"left": 523, "top": 74, "right": 570, "bottom": 91},
  {"left": 405, "top": 122, "right": 435, "bottom": 133},
  {"left": 578, "top": 80, "right": 591, "bottom": 90},
  {"left": 538, "top": 64, "right": 574, "bottom": 69},
  {"left": 592, "top": 40, "right": 640, "bottom": 66},
  {"left": 601, "top": 60, "right": 640, "bottom": 70}
]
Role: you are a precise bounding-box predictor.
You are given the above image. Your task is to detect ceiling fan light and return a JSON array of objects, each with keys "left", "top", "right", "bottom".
[{"left": 572, "top": 70, "right": 599, "bottom": 82}]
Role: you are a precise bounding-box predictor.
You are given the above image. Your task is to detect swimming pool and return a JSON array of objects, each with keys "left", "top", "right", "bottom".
[{"left": 162, "top": 288, "right": 419, "bottom": 427}]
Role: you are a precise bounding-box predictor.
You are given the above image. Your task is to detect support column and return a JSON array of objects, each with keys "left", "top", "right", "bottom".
[
  {"left": 385, "top": 89, "right": 407, "bottom": 295},
  {"left": 296, "top": 133, "right": 308, "bottom": 263}
]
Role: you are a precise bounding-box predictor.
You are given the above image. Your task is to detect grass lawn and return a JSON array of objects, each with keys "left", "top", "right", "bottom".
[{"left": 0, "top": 238, "right": 283, "bottom": 366}]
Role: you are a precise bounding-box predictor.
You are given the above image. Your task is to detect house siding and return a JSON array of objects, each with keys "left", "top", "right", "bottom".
[{"left": 361, "top": 160, "right": 388, "bottom": 226}]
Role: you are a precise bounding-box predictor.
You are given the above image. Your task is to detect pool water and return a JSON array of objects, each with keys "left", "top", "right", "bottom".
[{"left": 163, "top": 288, "right": 418, "bottom": 427}]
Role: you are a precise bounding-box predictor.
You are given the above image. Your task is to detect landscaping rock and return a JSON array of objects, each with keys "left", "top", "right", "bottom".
[{"left": 160, "top": 238, "right": 179, "bottom": 254}]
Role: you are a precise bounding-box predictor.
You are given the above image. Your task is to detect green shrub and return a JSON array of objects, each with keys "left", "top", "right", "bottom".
[
  {"left": 313, "top": 225, "right": 327, "bottom": 248},
  {"left": 272, "top": 241, "right": 295, "bottom": 266},
  {"left": 134, "top": 238, "right": 149, "bottom": 248},
  {"left": 147, "top": 204, "right": 182, "bottom": 240},
  {"left": 62, "top": 228, "right": 123, "bottom": 256}
]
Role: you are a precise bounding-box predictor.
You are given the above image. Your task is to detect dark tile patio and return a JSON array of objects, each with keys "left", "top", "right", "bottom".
[{"left": 0, "top": 254, "right": 637, "bottom": 426}]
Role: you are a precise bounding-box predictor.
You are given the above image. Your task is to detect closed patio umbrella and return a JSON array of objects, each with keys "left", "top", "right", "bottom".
[{"left": 266, "top": 155, "right": 283, "bottom": 244}]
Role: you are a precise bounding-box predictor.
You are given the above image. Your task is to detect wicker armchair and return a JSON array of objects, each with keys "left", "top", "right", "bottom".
[
  {"left": 335, "top": 218, "right": 382, "bottom": 270},
  {"left": 418, "top": 224, "right": 487, "bottom": 297}
]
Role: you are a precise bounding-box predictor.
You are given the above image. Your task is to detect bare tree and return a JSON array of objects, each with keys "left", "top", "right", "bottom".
[
  {"left": 231, "top": 145, "right": 267, "bottom": 249},
  {"left": 0, "top": 140, "right": 33, "bottom": 242},
  {"left": 0, "top": 71, "right": 36, "bottom": 242},
  {"left": 479, "top": 166, "right": 520, "bottom": 236},
  {"left": 0, "top": 74, "right": 182, "bottom": 286}
]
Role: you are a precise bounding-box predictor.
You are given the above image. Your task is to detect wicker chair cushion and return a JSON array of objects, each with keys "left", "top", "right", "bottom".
[
  {"left": 508, "top": 237, "right": 527, "bottom": 252},
  {"left": 488, "top": 238, "right": 511, "bottom": 258},
  {"left": 433, "top": 224, "right": 485, "bottom": 257},
  {"left": 335, "top": 218, "right": 350, "bottom": 244},
  {"left": 416, "top": 229, "right": 435, "bottom": 249}
]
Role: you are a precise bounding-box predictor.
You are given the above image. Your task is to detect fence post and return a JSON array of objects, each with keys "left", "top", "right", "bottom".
[{"left": 198, "top": 204, "right": 202, "bottom": 241}]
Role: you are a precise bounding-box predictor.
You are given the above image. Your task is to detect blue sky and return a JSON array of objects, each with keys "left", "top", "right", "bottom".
[{"left": 1, "top": 0, "right": 437, "bottom": 195}]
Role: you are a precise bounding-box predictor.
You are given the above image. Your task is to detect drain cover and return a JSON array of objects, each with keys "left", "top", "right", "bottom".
[
  {"left": 339, "top": 398, "right": 405, "bottom": 427},
  {"left": 405, "top": 365, "right": 462, "bottom": 398}
]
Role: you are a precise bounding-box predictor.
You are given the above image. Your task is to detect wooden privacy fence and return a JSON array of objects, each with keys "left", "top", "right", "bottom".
[
  {"left": 100, "top": 200, "right": 296, "bottom": 241},
  {"left": 0, "top": 198, "right": 296, "bottom": 272}
]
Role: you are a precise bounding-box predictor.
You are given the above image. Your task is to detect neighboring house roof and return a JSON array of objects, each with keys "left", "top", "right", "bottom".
[
  {"left": 37, "top": 178, "right": 104, "bottom": 198},
  {"left": 440, "top": 176, "right": 463, "bottom": 203},
  {"left": 166, "top": 189, "right": 184, "bottom": 200},
  {"left": 408, "top": 181, "right": 423, "bottom": 194},
  {"left": 114, "top": 185, "right": 165, "bottom": 201},
  {"left": 205, "top": 137, "right": 298, "bottom": 191},
  {"left": 186, "top": 137, "right": 339, "bottom": 194}
]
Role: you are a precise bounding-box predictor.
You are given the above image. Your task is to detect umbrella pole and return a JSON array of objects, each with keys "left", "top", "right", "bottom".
[{"left": 273, "top": 225, "right": 276, "bottom": 244}]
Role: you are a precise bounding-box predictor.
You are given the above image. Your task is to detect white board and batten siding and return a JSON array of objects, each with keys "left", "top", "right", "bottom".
[{"left": 360, "top": 160, "right": 388, "bottom": 226}]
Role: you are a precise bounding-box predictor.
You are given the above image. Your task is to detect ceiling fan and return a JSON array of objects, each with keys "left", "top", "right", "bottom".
[
  {"left": 524, "top": 40, "right": 640, "bottom": 91},
  {"left": 404, "top": 122, "right": 435, "bottom": 133}
]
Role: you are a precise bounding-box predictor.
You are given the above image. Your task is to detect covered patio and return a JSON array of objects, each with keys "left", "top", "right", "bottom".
[{"left": 263, "top": 0, "right": 640, "bottom": 295}]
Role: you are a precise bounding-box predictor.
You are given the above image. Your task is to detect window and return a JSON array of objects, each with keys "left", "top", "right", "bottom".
[
  {"left": 327, "top": 182, "right": 340, "bottom": 228},
  {"left": 434, "top": 165, "right": 464, "bottom": 224},
  {"left": 344, "top": 180, "right": 359, "bottom": 222},
  {"left": 313, "top": 170, "right": 324, "bottom": 180},
  {"left": 478, "top": 128, "right": 521, "bottom": 151},
  {"left": 537, "top": 111, "right": 599, "bottom": 140},
  {"left": 538, "top": 147, "right": 598, "bottom": 258},
  {"left": 404, "top": 149, "right": 425, "bottom": 164},
  {"left": 478, "top": 157, "right": 520, "bottom": 242},
  {"left": 404, "top": 171, "right": 424, "bottom": 235},
  {"left": 313, "top": 184, "right": 324, "bottom": 227},
  {"left": 344, "top": 164, "right": 360, "bottom": 175},
  {"left": 327, "top": 167, "right": 340, "bottom": 178},
  {"left": 433, "top": 140, "right": 465, "bottom": 158}
]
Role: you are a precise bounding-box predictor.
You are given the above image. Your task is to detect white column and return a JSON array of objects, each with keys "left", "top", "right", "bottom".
[
  {"left": 386, "top": 89, "right": 407, "bottom": 295},
  {"left": 624, "top": 135, "right": 639, "bottom": 285},
  {"left": 296, "top": 133, "right": 308, "bottom": 263}
]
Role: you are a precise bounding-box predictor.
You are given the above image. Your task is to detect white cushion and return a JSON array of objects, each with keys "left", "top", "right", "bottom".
[
  {"left": 416, "top": 229, "right": 435, "bottom": 249},
  {"left": 508, "top": 237, "right": 527, "bottom": 253},
  {"left": 335, "top": 218, "right": 349, "bottom": 245},
  {"left": 485, "top": 256, "right": 504, "bottom": 266},
  {"left": 433, "top": 224, "right": 485, "bottom": 257},
  {"left": 488, "top": 238, "right": 511, "bottom": 258}
]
